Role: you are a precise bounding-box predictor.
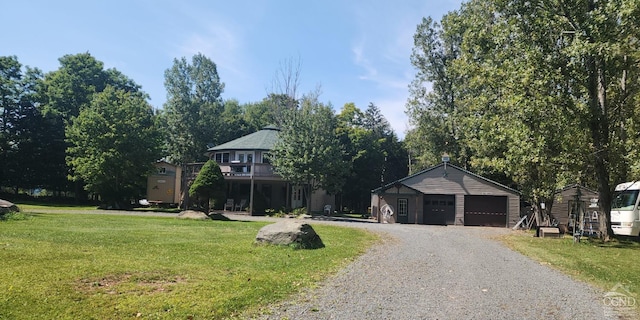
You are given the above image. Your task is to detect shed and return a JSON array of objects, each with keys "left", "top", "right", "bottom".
[
  {"left": 371, "top": 163, "right": 521, "bottom": 227},
  {"left": 550, "top": 185, "right": 600, "bottom": 234},
  {"left": 146, "top": 160, "right": 182, "bottom": 205}
]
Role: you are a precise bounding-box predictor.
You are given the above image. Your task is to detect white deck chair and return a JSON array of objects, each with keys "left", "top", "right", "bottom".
[
  {"left": 235, "top": 199, "right": 246, "bottom": 211},
  {"left": 224, "top": 199, "right": 234, "bottom": 211}
]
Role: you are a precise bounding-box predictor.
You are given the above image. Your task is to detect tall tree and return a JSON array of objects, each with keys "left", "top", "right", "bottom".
[
  {"left": 271, "top": 94, "right": 349, "bottom": 211},
  {"left": 218, "top": 99, "right": 251, "bottom": 142},
  {"left": 162, "top": 53, "right": 225, "bottom": 164},
  {"left": 269, "top": 57, "right": 302, "bottom": 126},
  {"left": 0, "top": 56, "right": 23, "bottom": 190},
  {"left": 243, "top": 99, "right": 278, "bottom": 132},
  {"left": 40, "top": 52, "right": 144, "bottom": 196},
  {"left": 551, "top": 0, "right": 640, "bottom": 240},
  {"left": 66, "top": 86, "right": 162, "bottom": 208},
  {"left": 336, "top": 103, "right": 407, "bottom": 212},
  {"left": 405, "top": 15, "right": 468, "bottom": 171},
  {"left": 440, "top": 0, "right": 560, "bottom": 223},
  {"left": 0, "top": 56, "right": 56, "bottom": 192}
]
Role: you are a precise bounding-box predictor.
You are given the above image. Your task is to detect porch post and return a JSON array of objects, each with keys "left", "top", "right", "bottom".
[{"left": 249, "top": 162, "right": 255, "bottom": 215}]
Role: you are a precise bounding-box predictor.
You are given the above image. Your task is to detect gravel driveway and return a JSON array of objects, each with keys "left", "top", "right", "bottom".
[{"left": 242, "top": 219, "right": 632, "bottom": 320}]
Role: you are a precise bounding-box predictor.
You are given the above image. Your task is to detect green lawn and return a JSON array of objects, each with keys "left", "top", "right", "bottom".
[
  {"left": 14, "top": 202, "right": 99, "bottom": 211},
  {"left": 0, "top": 212, "right": 378, "bottom": 319},
  {"left": 501, "top": 232, "right": 640, "bottom": 309}
]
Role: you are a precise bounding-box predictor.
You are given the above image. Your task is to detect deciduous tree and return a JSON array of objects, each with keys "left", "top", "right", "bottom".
[
  {"left": 162, "top": 53, "right": 225, "bottom": 164},
  {"left": 66, "top": 86, "right": 161, "bottom": 208},
  {"left": 271, "top": 94, "right": 349, "bottom": 211}
]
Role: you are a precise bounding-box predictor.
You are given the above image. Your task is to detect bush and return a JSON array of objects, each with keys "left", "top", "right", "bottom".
[
  {"left": 0, "top": 212, "right": 30, "bottom": 221},
  {"left": 264, "top": 207, "right": 307, "bottom": 218},
  {"left": 189, "top": 160, "right": 225, "bottom": 213}
]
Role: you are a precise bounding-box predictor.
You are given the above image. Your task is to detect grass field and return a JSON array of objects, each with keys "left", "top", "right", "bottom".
[
  {"left": 0, "top": 212, "right": 378, "bottom": 319},
  {"left": 500, "top": 231, "right": 640, "bottom": 311},
  {"left": 14, "top": 202, "right": 99, "bottom": 211}
]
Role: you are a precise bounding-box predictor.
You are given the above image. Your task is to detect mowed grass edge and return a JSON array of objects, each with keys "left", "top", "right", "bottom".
[
  {"left": 499, "top": 231, "right": 640, "bottom": 312},
  {"left": 0, "top": 213, "right": 379, "bottom": 319}
]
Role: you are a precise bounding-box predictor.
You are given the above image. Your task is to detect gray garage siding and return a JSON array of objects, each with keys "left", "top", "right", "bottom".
[
  {"left": 401, "top": 165, "right": 519, "bottom": 227},
  {"left": 372, "top": 163, "right": 520, "bottom": 227}
]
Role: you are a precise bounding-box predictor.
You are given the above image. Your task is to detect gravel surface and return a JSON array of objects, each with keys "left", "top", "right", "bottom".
[{"left": 243, "top": 220, "right": 634, "bottom": 320}]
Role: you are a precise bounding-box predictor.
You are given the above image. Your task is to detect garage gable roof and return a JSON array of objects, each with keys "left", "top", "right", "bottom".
[{"left": 372, "top": 163, "right": 521, "bottom": 195}]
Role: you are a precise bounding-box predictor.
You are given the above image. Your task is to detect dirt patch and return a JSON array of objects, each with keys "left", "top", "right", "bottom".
[{"left": 75, "top": 272, "right": 186, "bottom": 295}]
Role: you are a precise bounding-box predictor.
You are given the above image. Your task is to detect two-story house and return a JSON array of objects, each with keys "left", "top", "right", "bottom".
[
  {"left": 182, "top": 126, "right": 335, "bottom": 214},
  {"left": 207, "top": 126, "right": 335, "bottom": 212}
]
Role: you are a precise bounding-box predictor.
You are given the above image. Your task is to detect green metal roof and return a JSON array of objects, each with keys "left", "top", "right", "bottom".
[{"left": 208, "top": 126, "right": 280, "bottom": 151}]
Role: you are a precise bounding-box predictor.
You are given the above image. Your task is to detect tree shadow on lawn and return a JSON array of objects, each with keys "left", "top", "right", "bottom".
[
  {"left": 207, "top": 213, "right": 232, "bottom": 221},
  {"left": 589, "top": 236, "right": 640, "bottom": 248},
  {"left": 308, "top": 214, "right": 377, "bottom": 224}
]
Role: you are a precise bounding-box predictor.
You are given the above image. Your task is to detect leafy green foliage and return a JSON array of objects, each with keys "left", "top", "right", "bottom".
[
  {"left": 188, "top": 160, "right": 225, "bottom": 212},
  {"left": 66, "top": 86, "right": 162, "bottom": 207},
  {"left": 405, "top": 15, "right": 468, "bottom": 171},
  {"left": 161, "top": 53, "right": 225, "bottom": 164},
  {"left": 271, "top": 94, "right": 349, "bottom": 209},
  {"left": 337, "top": 103, "right": 407, "bottom": 212},
  {"left": 406, "top": 0, "right": 640, "bottom": 239}
]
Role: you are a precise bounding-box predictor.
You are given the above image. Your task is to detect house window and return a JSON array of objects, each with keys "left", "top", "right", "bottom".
[
  {"left": 157, "top": 167, "right": 166, "bottom": 174},
  {"left": 214, "top": 152, "right": 230, "bottom": 163},
  {"left": 398, "top": 198, "right": 408, "bottom": 217},
  {"left": 235, "top": 152, "right": 254, "bottom": 163},
  {"left": 263, "top": 153, "right": 271, "bottom": 164}
]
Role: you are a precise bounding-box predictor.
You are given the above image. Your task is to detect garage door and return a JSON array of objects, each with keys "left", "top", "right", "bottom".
[
  {"left": 464, "top": 195, "right": 507, "bottom": 227},
  {"left": 424, "top": 195, "right": 455, "bottom": 225}
]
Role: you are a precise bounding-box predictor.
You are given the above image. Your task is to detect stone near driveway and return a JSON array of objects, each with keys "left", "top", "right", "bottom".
[
  {"left": 177, "top": 210, "right": 209, "bottom": 220},
  {"left": 255, "top": 220, "right": 324, "bottom": 249}
]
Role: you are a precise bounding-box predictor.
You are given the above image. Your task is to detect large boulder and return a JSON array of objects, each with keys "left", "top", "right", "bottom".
[
  {"left": 0, "top": 199, "right": 19, "bottom": 215},
  {"left": 255, "top": 220, "right": 324, "bottom": 249}
]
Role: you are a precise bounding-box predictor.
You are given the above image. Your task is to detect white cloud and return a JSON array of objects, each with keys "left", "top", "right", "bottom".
[
  {"left": 351, "top": 41, "right": 379, "bottom": 81},
  {"left": 178, "top": 23, "right": 244, "bottom": 78}
]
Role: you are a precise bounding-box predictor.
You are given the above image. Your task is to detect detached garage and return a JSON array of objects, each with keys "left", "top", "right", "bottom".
[{"left": 371, "top": 163, "right": 520, "bottom": 227}]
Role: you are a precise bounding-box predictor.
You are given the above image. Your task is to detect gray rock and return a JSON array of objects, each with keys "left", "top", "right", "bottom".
[
  {"left": 255, "top": 220, "right": 324, "bottom": 249},
  {"left": 0, "top": 199, "right": 19, "bottom": 215},
  {"left": 176, "top": 210, "right": 209, "bottom": 220}
]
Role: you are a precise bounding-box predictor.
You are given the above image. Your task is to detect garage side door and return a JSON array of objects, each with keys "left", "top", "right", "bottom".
[{"left": 464, "top": 195, "right": 507, "bottom": 227}]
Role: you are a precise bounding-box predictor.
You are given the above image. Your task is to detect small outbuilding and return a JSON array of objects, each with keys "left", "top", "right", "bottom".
[
  {"left": 550, "top": 185, "right": 600, "bottom": 234},
  {"left": 146, "top": 160, "right": 182, "bottom": 206},
  {"left": 371, "top": 163, "right": 521, "bottom": 227}
]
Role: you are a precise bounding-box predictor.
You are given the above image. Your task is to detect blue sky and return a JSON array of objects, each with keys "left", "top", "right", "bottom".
[{"left": 1, "top": 0, "right": 463, "bottom": 139}]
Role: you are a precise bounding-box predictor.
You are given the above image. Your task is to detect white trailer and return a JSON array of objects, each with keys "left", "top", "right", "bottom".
[{"left": 611, "top": 181, "right": 640, "bottom": 237}]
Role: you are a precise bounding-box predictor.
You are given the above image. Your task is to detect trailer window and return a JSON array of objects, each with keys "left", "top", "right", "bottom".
[{"left": 612, "top": 190, "right": 639, "bottom": 211}]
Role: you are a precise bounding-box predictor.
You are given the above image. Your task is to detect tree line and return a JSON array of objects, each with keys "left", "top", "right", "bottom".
[
  {"left": 405, "top": 0, "right": 639, "bottom": 240},
  {"left": 0, "top": 53, "right": 406, "bottom": 212}
]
